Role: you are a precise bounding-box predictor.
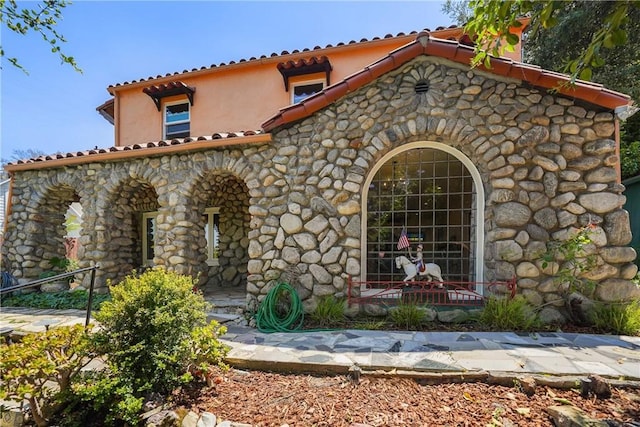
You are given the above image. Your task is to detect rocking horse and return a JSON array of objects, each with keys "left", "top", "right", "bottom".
[{"left": 395, "top": 255, "right": 444, "bottom": 286}]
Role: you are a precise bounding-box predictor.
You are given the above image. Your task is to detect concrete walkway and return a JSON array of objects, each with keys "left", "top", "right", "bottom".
[{"left": 2, "top": 306, "right": 639, "bottom": 382}]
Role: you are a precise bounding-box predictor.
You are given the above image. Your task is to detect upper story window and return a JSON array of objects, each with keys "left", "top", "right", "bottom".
[
  {"left": 164, "top": 101, "right": 190, "bottom": 139},
  {"left": 277, "top": 56, "right": 332, "bottom": 104},
  {"left": 292, "top": 81, "right": 324, "bottom": 104},
  {"left": 142, "top": 81, "right": 195, "bottom": 140}
]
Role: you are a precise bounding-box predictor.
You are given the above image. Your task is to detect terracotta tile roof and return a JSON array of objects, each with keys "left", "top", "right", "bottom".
[
  {"left": 142, "top": 81, "right": 195, "bottom": 111},
  {"left": 106, "top": 27, "right": 460, "bottom": 90},
  {"left": 262, "top": 31, "right": 634, "bottom": 132},
  {"left": 277, "top": 55, "right": 333, "bottom": 91},
  {"left": 142, "top": 80, "right": 194, "bottom": 97},
  {"left": 5, "top": 131, "right": 269, "bottom": 171},
  {"left": 277, "top": 55, "right": 331, "bottom": 72}
]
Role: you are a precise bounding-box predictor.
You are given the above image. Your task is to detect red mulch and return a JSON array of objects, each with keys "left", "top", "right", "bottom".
[{"left": 173, "top": 370, "right": 640, "bottom": 426}]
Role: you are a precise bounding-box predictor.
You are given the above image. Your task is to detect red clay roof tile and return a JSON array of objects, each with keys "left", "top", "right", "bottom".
[
  {"left": 262, "top": 33, "right": 633, "bottom": 132},
  {"left": 106, "top": 28, "right": 457, "bottom": 91},
  {"left": 5, "top": 131, "right": 269, "bottom": 170}
]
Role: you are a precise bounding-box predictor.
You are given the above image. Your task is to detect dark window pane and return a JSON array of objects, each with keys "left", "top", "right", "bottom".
[
  {"left": 165, "top": 103, "right": 189, "bottom": 123},
  {"left": 166, "top": 122, "right": 190, "bottom": 138},
  {"left": 293, "top": 83, "right": 324, "bottom": 103}
]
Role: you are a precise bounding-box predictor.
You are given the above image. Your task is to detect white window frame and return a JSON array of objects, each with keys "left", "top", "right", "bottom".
[
  {"left": 163, "top": 100, "right": 190, "bottom": 139},
  {"left": 360, "top": 141, "right": 486, "bottom": 289},
  {"left": 142, "top": 211, "right": 159, "bottom": 267},
  {"left": 204, "top": 207, "right": 220, "bottom": 266},
  {"left": 291, "top": 79, "right": 325, "bottom": 104}
]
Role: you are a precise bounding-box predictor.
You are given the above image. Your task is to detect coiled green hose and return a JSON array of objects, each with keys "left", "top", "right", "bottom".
[{"left": 255, "top": 282, "right": 305, "bottom": 333}]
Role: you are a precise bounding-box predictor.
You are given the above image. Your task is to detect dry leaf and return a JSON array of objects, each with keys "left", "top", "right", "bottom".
[
  {"left": 516, "top": 407, "right": 530, "bottom": 415},
  {"left": 463, "top": 391, "right": 475, "bottom": 402}
]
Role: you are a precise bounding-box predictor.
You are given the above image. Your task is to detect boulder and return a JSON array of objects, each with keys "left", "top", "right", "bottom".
[{"left": 547, "top": 406, "right": 609, "bottom": 427}]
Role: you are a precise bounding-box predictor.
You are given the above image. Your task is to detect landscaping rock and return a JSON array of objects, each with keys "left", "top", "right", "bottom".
[
  {"left": 581, "top": 374, "right": 612, "bottom": 399},
  {"left": 145, "top": 410, "right": 180, "bottom": 427},
  {"left": 40, "top": 281, "right": 70, "bottom": 293},
  {"left": 538, "top": 306, "right": 566, "bottom": 325},
  {"left": 181, "top": 411, "right": 199, "bottom": 427},
  {"left": 437, "top": 309, "right": 469, "bottom": 323},
  {"left": 547, "top": 405, "right": 609, "bottom": 427},
  {"left": 196, "top": 412, "right": 216, "bottom": 427}
]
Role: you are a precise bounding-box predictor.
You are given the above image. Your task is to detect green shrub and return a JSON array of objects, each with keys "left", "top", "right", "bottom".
[
  {"left": 0, "top": 324, "right": 94, "bottom": 427},
  {"left": 1, "top": 289, "right": 110, "bottom": 310},
  {"left": 592, "top": 300, "right": 640, "bottom": 336},
  {"left": 538, "top": 224, "right": 597, "bottom": 296},
  {"left": 480, "top": 295, "right": 540, "bottom": 331},
  {"left": 309, "top": 295, "right": 346, "bottom": 328},
  {"left": 94, "top": 268, "right": 228, "bottom": 395},
  {"left": 389, "top": 301, "right": 427, "bottom": 330},
  {"left": 60, "top": 372, "right": 142, "bottom": 427}
]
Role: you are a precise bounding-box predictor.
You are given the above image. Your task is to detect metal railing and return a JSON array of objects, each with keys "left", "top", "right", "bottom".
[
  {"left": 0, "top": 265, "right": 100, "bottom": 327},
  {"left": 347, "top": 276, "right": 517, "bottom": 307}
]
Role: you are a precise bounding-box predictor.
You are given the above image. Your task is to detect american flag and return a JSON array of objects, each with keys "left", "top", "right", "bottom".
[{"left": 397, "top": 228, "right": 410, "bottom": 250}]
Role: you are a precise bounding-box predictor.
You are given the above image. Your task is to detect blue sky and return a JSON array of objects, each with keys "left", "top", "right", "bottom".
[{"left": 1, "top": 1, "right": 452, "bottom": 160}]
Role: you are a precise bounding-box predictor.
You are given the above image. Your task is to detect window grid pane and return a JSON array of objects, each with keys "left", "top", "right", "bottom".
[{"left": 366, "top": 148, "right": 475, "bottom": 284}]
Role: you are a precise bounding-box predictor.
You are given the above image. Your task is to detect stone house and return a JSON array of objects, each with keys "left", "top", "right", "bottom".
[{"left": 3, "top": 28, "right": 638, "bottom": 321}]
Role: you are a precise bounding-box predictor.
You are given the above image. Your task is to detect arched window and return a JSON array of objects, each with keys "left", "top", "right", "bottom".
[{"left": 362, "top": 143, "right": 484, "bottom": 286}]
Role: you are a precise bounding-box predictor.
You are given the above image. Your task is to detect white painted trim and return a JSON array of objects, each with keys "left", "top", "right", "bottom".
[
  {"left": 142, "top": 211, "right": 159, "bottom": 266},
  {"left": 359, "top": 141, "right": 486, "bottom": 290},
  {"left": 163, "top": 100, "right": 190, "bottom": 139},
  {"left": 204, "top": 207, "right": 221, "bottom": 266},
  {"left": 291, "top": 79, "right": 325, "bottom": 104}
]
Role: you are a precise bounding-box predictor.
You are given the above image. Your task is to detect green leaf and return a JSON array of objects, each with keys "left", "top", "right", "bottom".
[
  {"left": 591, "top": 56, "right": 605, "bottom": 68},
  {"left": 506, "top": 32, "right": 519, "bottom": 46},
  {"left": 579, "top": 67, "right": 592, "bottom": 81},
  {"left": 603, "top": 34, "right": 615, "bottom": 49},
  {"left": 611, "top": 29, "right": 628, "bottom": 45}
]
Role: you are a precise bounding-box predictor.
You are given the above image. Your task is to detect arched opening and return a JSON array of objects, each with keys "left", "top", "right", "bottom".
[
  {"left": 362, "top": 142, "right": 484, "bottom": 287},
  {"left": 29, "top": 185, "right": 82, "bottom": 280},
  {"left": 191, "top": 172, "right": 250, "bottom": 291},
  {"left": 104, "top": 179, "right": 159, "bottom": 281}
]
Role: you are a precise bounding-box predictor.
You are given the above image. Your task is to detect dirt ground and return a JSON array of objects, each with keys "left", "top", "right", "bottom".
[{"left": 174, "top": 369, "right": 640, "bottom": 426}]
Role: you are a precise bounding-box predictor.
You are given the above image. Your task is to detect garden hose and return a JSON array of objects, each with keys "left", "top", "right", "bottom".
[{"left": 255, "top": 282, "right": 305, "bottom": 333}]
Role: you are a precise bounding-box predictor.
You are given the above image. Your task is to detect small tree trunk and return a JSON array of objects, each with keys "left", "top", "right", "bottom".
[{"left": 28, "top": 396, "right": 48, "bottom": 427}]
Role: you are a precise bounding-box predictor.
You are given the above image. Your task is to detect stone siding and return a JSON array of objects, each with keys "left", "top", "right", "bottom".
[{"left": 3, "top": 56, "right": 638, "bottom": 320}]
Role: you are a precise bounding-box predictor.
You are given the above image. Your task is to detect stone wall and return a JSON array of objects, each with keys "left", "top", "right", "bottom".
[
  {"left": 252, "top": 57, "right": 638, "bottom": 317},
  {"left": 3, "top": 55, "right": 638, "bottom": 322},
  {"left": 3, "top": 151, "right": 261, "bottom": 292}
]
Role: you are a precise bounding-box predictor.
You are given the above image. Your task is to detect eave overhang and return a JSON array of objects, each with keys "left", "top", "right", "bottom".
[
  {"left": 142, "top": 81, "right": 195, "bottom": 111},
  {"left": 277, "top": 56, "right": 332, "bottom": 91},
  {"left": 96, "top": 98, "right": 115, "bottom": 125},
  {"left": 262, "top": 31, "right": 634, "bottom": 132},
  {"left": 4, "top": 132, "right": 271, "bottom": 172}
]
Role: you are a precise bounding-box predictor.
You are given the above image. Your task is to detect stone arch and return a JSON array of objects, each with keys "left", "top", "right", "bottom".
[
  {"left": 186, "top": 169, "right": 251, "bottom": 291},
  {"left": 361, "top": 141, "right": 485, "bottom": 287},
  {"left": 17, "top": 181, "right": 84, "bottom": 280},
  {"left": 96, "top": 173, "right": 160, "bottom": 284}
]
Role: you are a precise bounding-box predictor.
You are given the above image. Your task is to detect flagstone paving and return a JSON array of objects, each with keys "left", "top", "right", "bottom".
[{"left": 2, "top": 304, "right": 639, "bottom": 381}]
